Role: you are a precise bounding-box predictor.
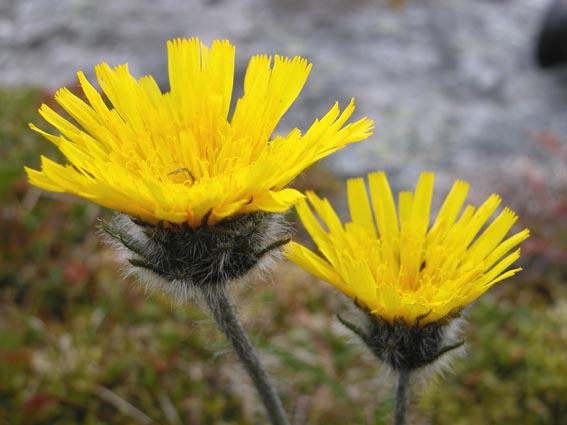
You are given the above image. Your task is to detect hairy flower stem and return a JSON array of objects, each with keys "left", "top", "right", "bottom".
[
  {"left": 394, "top": 369, "right": 411, "bottom": 425},
  {"left": 201, "top": 288, "right": 289, "bottom": 425}
]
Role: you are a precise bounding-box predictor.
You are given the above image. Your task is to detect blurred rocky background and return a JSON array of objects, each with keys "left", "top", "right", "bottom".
[
  {"left": 1, "top": 0, "right": 566, "bottom": 424},
  {"left": 2, "top": 0, "right": 566, "bottom": 191}
]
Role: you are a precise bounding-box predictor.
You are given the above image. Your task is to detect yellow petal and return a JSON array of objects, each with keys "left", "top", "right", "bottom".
[
  {"left": 347, "top": 177, "right": 377, "bottom": 238},
  {"left": 25, "top": 38, "right": 373, "bottom": 226},
  {"left": 287, "top": 171, "right": 529, "bottom": 326}
]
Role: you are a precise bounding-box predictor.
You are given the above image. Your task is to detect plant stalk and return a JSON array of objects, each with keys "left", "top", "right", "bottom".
[
  {"left": 394, "top": 369, "right": 411, "bottom": 425},
  {"left": 201, "top": 288, "right": 289, "bottom": 425}
]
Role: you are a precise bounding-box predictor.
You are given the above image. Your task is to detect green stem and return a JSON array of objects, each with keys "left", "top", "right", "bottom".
[
  {"left": 394, "top": 369, "right": 411, "bottom": 425},
  {"left": 201, "top": 288, "right": 289, "bottom": 425}
]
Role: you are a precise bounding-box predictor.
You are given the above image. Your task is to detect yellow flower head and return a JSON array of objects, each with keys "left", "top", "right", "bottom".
[
  {"left": 25, "top": 38, "right": 373, "bottom": 227},
  {"left": 287, "top": 171, "right": 530, "bottom": 326}
]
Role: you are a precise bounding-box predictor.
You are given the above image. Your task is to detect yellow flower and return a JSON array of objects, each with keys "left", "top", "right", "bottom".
[
  {"left": 25, "top": 38, "right": 373, "bottom": 227},
  {"left": 287, "top": 171, "right": 530, "bottom": 326}
]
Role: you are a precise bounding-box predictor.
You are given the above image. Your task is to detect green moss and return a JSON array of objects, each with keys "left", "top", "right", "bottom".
[
  {"left": 420, "top": 294, "right": 567, "bottom": 424},
  {"left": 1, "top": 86, "right": 565, "bottom": 424}
]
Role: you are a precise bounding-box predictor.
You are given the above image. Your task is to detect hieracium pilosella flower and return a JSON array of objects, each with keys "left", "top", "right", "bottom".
[
  {"left": 25, "top": 38, "right": 374, "bottom": 297},
  {"left": 24, "top": 38, "right": 373, "bottom": 425},
  {"left": 287, "top": 171, "right": 530, "bottom": 371}
]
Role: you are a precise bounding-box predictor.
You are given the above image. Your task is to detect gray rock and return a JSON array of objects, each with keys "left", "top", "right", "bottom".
[{"left": 2, "top": 0, "right": 565, "bottom": 209}]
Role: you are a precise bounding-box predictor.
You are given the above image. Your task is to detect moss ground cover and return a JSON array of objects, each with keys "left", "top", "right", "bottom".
[{"left": 1, "top": 87, "right": 565, "bottom": 424}]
